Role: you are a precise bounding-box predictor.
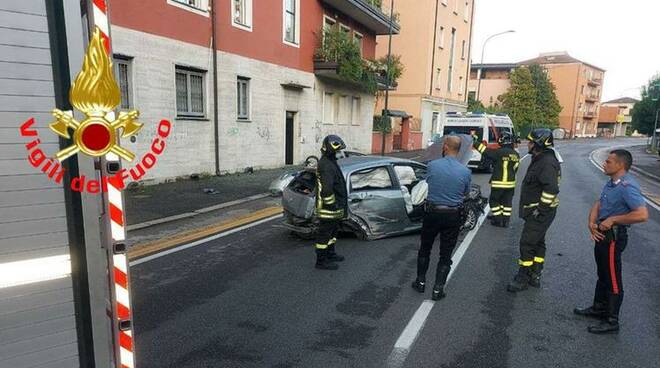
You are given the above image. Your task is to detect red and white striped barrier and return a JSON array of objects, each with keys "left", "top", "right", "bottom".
[{"left": 91, "top": 0, "right": 135, "bottom": 367}]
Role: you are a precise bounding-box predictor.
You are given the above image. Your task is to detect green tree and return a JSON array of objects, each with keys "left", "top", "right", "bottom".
[
  {"left": 631, "top": 75, "right": 660, "bottom": 135},
  {"left": 499, "top": 67, "right": 538, "bottom": 133},
  {"left": 529, "top": 63, "right": 561, "bottom": 128},
  {"left": 467, "top": 94, "right": 485, "bottom": 112}
]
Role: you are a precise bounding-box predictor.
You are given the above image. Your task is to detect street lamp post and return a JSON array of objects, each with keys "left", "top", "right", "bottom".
[
  {"left": 381, "top": 0, "right": 395, "bottom": 156},
  {"left": 476, "top": 30, "right": 515, "bottom": 102}
]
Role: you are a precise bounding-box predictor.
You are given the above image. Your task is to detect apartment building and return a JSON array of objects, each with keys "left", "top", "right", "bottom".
[
  {"left": 376, "top": 0, "right": 474, "bottom": 147},
  {"left": 467, "top": 63, "right": 517, "bottom": 107},
  {"left": 109, "top": 0, "right": 398, "bottom": 181},
  {"left": 599, "top": 97, "right": 639, "bottom": 137},
  {"left": 469, "top": 52, "right": 606, "bottom": 138}
]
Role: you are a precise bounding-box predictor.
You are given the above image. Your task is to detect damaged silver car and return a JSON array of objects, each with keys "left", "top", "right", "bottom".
[
  {"left": 282, "top": 156, "right": 427, "bottom": 240},
  {"left": 281, "top": 155, "right": 487, "bottom": 240}
]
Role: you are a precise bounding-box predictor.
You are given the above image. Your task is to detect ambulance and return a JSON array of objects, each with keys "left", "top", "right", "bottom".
[{"left": 439, "top": 112, "right": 516, "bottom": 171}]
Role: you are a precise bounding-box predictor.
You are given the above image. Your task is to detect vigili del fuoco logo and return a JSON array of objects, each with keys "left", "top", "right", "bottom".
[{"left": 19, "top": 27, "right": 172, "bottom": 194}]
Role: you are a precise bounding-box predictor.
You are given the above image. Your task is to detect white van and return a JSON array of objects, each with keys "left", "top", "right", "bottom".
[{"left": 439, "top": 112, "right": 516, "bottom": 171}]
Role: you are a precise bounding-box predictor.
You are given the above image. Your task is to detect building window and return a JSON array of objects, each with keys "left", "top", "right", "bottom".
[
  {"left": 436, "top": 68, "right": 442, "bottom": 90},
  {"left": 464, "top": 1, "right": 469, "bottom": 22},
  {"left": 441, "top": 0, "right": 448, "bottom": 6},
  {"left": 323, "top": 92, "right": 335, "bottom": 124},
  {"left": 339, "top": 95, "right": 350, "bottom": 125},
  {"left": 283, "top": 0, "right": 300, "bottom": 46},
  {"left": 324, "top": 16, "right": 336, "bottom": 30},
  {"left": 351, "top": 97, "right": 361, "bottom": 125},
  {"left": 175, "top": 67, "right": 205, "bottom": 117},
  {"left": 453, "top": 0, "right": 458, "bottom": 14},
  {"left": 232, "top": 0, "right": 252, "bottom": 31},
  {"left": 168, "top": 0, "right": 209, "bottom": 15},
  {"left": 114, "top": 56, "right": 133, "bottom": 110},
  {"left": 237, "top": 77, "right": 250, "bottom": 120},
  {"left": 468, "top": 91, "right": 476, "bottom": 101},
  {"left": 461, "top": 40, "right": 466, "bottom": 59},
  {"left": 447, "top": 28, "right": 456, "bottom": 92},
  {"left": 354, "top": 32, "right": 364, "bottom": 55},
  {"left": 340, "top": 23, "right": 351, "bottom": 36},
  {"left": 438, "top": 26, "right": 445, "bottom": 49},
  {"left": 458, "top": 76, "right": 464, "bottom": 95}
]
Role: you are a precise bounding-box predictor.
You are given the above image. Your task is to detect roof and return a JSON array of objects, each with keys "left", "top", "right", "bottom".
[
  {"left": 603, "top": 97, "right": 640, "bottom": 104},
  {"left": 519, "top": 52, "right": 605, "bottom": 71},
  {"left": 470, "top": 63, "right": 518, "bottom": 70}
]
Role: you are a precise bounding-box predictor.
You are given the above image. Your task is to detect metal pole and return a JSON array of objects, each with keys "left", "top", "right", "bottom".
[
  {"left": 211, "top": 0, "right": 220, "bottom": 175},
  {"left": 476, "top": 30, "right": 514, "bottom": 102},
  {"left": 381, "top": 0, "right": 394, "bottom": 156},
  {"left": 652, "top": 108, "right": 659, "bottom": 152}
]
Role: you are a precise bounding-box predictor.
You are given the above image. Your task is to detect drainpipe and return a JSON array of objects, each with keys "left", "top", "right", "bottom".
[
  {"left": 428, "top": 0, "right": 439, "bottom": 96},
  {"left": 464, "top": 0, "right": 474, "bottom": 105},
  {"left": 211, "top": 0, "right": 220, "bottom": 175}
]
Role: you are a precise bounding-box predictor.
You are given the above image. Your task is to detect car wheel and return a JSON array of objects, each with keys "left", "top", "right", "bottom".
[
  {"left": 304, "top": 155, "right": 319, "bottom": 169},
  {"left": 463, "top": 208, "right": 478, "bottom": 231}
]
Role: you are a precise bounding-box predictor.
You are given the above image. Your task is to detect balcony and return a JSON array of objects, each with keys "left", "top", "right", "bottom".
[
  {"left": 585, "top": 94, "right": 599, "bottom": 102},
  {"left": 584, "top": 111, "right": 596, "bottom": 119},
  {"left": 587, "top": 77, "right": 602, "bottom": 86},
  {"left": 321, "top": 0, "right": 400, "bottom": 35},
  {"left": 313, "top": 60, "right": 397, "bottom": 92}
]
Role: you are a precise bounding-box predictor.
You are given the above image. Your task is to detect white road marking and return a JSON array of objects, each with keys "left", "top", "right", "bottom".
[
  {"left": 129, "top": 214, "right": 283, "bottom": 266},
  {"left": 386, "top": 205, "right": 490, "bottom": 368},
  {"left": 589, "top": 148, "right": 660, "bottom": 212}
]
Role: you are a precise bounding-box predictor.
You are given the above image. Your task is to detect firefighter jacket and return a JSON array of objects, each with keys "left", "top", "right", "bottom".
[
  {"left": 519, "top": 149, "right": 561, "bottom": 218},
  {"left": 316, "top": 155, "right": 348, "bottom": 220},
  {"left": 474, "top": 142, "right": 520, "bottom": 189}
]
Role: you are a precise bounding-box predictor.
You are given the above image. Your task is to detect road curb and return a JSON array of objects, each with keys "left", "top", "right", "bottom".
[
  {"left": 126, "top": 192, "right": 271, "bottom": 232},
  {"left": 128, "top": 206, "right": 283, "bottom": 261}
]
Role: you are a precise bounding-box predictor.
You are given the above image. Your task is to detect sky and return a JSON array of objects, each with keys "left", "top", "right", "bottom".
[{"left": 471, "top": 0, "right": 659, "bottom": 102}]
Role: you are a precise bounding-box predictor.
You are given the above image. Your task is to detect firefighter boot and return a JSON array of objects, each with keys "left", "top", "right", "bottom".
[
  {"left": 315, "top": 249, "right": 339, "bottom": 270},
  {"left": 507, "top": 266, "right": 531, "bottom": 292},
  {"left": 528, "top": 262, "right": 544, "bottom": 288},
  {"left": 432, "top": 264, "right": 451, "bottom": 300},
  {"left": 588, "top": 291, "right": 623, "bottom": 334},
  {"left": 574, "top": 281, "right": 608, "bottom": 319},
  {"left": 412, "top": 257, "right": 430, "bottom": 293},
  {"left": 501, "top": 217, "right": 510, "bottom": 228},
  {"left": 327, "top": 243, "right": 345, "bottom": 262}
]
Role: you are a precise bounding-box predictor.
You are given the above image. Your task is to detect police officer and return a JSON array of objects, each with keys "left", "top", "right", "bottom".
[
  {"left": 574, "top": 149, "right": 648, "bottom": 334},
  {"left": 314, "top": 135, "right": 348, "bottom": 270},
  {"left": 507, "top": 128, "right": 561, "bottom": 292},
  {"left": 473, "top": 131, "right": 520, "bottom": 227},
  {"left": 412, "top": 136, "right": 471, "bottom": 300}
]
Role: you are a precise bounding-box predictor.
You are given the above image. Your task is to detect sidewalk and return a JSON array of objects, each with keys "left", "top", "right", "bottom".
[
  {"left": 628, "top": 145, "right": 660, "bottom": 181},
  {"left": 125, "top": 150, "right": 426, "bottom": 227}
]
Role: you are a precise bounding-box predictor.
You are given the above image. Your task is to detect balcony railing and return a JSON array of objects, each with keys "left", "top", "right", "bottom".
[
  {"left": 321, "top": 0, "right": 400, "bottom": 35},
  {"left": 587, "top": 77, "right": 602, "bottom": 86},
  {"left": 585, "top": 95, "right": 599, "bottom": 102},
  {"left": 584, "top": 111, "right": 596, "bottom": 119}
]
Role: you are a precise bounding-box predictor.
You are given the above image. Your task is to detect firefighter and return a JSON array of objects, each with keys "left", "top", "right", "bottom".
[
  {"left": 314, "top": 135, "right": 348, "bottom": 270},
  {"left": 574, "top": 149, "right": 648, "bottom": 334},
  {"left": 507, "top": 128, "right": 561, "bottom": 292},
  {"left": 472, "top": 131, "right": 520, "bottom": 228}
]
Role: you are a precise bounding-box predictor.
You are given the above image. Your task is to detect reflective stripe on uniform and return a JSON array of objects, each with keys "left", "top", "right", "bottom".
[
  {"left": 534, "top": 257, "right": 545, "bottom": 263},
  {"left": 502, "top": 160, "right": 509, "bottom": 183},
  {"left": 328, "top": 237, "right": 337, "bottom": 245},
  {"left": 315, "top": 243, "right": 328, "bottom": 249},
  {"left": 491, "top": 180, "right": 516, "bottom": 189},
  {"left": 322, "top": 194, "right": 336, "bottom": 205},
  {"left": 518, "top": 260, "right": 534, "bottom": 267},
  {"left": 524, "top": 203, "right": 539, "bottom": 209},
  {"left": 477, "top": 144, "right": 486, "bottom": 153},
  {"left": 491, "top": 205, "right": 503, "bottom": 215},
  {"left": 502, "top": 206, "right": 512, "bottom": 217}
]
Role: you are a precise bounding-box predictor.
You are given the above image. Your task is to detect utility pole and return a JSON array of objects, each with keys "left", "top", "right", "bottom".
[{"left": 381, "top": 0, "right": 395, "bottom": 156}]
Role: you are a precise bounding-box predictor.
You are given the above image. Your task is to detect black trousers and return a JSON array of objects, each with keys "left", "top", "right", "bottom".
[
  {"left": 593, "top": 227, "right": 627, "bottom": 314},
  {"left": 519, "top": 208, "right": 557, "bottom": 265},
  {"left": 315, "top": 219, "right": 339, "bottom": 250},
  {"left": 417, "top": 210, "right": 462, "bottom": 280},
  {"left": 490, "top": 188, "right": 515, "bottom": 219}
]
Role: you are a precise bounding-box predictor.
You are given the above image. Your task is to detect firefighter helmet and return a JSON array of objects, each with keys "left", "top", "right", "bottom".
[
  {"left": 497, "top": 131, "right": 514, "bottom": 146},
  {"left": 321, "top": 135, "right": 346, "bottom": 156},
  {"left": 527, "top": 128, "right": 554, "bottom": 149}
]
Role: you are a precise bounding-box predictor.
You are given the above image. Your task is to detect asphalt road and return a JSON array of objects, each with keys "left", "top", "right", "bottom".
[{"left": 129, "top": 138, "right": 660, "bottom": 368}]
